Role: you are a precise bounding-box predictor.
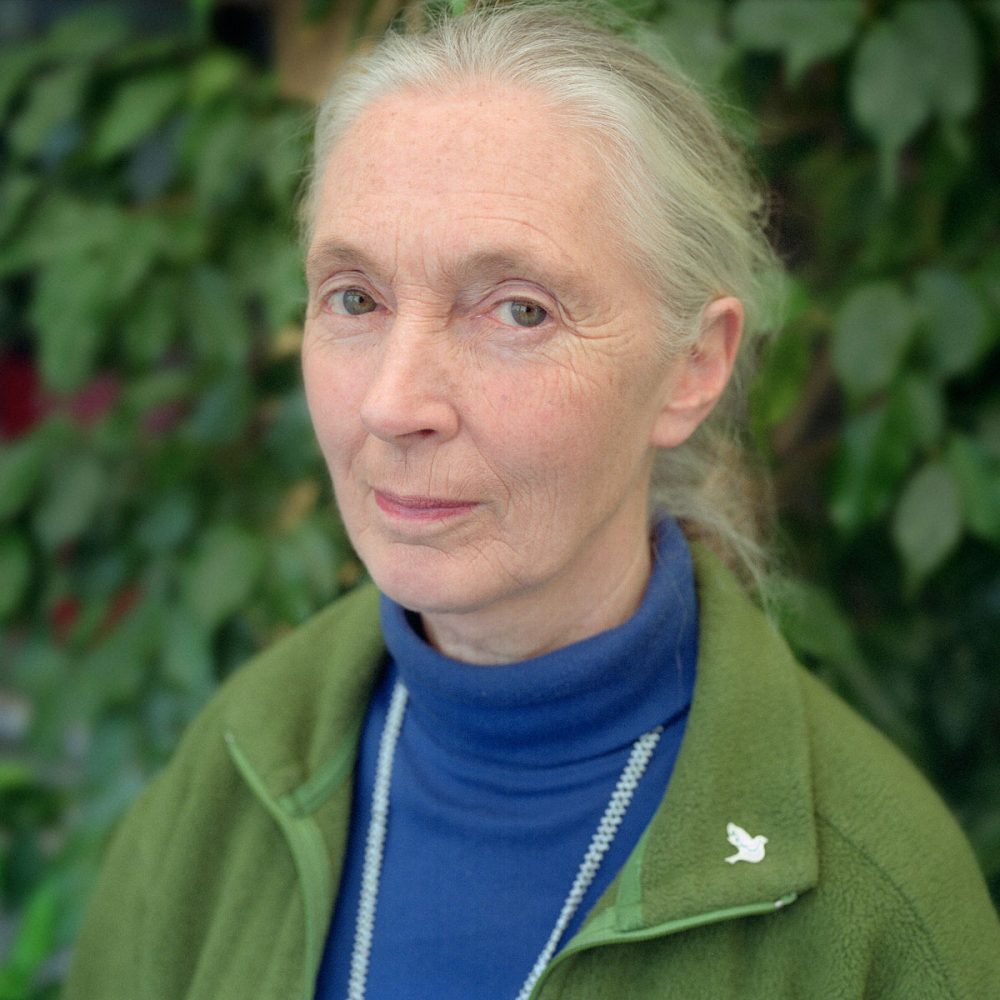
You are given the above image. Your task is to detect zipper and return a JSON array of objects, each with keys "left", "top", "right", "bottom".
[
  {"left": 527, "top": 892, "right": 800, "bottom": 999},
  {"left": 225, "top": 731, "right": 336, "bottom": 1000}
]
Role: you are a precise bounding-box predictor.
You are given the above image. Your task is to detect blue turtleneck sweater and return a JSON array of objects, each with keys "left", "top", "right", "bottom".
[{"left": 315, "top": 519, "right": 698, "bottom": 1000}]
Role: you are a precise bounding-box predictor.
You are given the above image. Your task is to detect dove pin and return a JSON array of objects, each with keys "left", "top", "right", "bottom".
[{"left": 724, "top": 822, "right": 767, "bottom": 864}]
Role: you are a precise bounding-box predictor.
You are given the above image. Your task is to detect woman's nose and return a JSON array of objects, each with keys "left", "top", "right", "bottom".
[{"left": 359, "top": 325, "right": 460, "bottom": 445}]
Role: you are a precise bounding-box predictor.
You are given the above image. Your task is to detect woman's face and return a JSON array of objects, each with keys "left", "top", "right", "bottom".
[{"left": 302, "top": 85, "right": 714, "bottom": 658}]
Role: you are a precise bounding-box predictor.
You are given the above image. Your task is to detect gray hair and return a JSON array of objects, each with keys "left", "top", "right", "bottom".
[{"left": 302, "top": 1, "right": 781, "bottom": 587}]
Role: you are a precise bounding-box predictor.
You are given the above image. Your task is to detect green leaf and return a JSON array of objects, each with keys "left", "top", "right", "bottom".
[
  {"left": 891, "top": 460, "right": 963, "bottom": 587},
  {"left": 40, "top": 6, "right": 130, "bottom": 62},
  {"left": 947, "top": 435, "right": 1000, "bottom": 541},
  {"left": 654, "top": 1, "right": 735, "bottom": 85},
  {"left": 123, "top": 276, "right": 181, "bottom": 364},
  {"left": 32, "top": 453, "right": 106, "bottom": 550},
  {"left": 160, "top": 212, "right": 209, "bottom": 266},
  {"left": 190, "top": 0, "right": 215, "bottom": 35},
  {"left": 185, "top": 374, "right": 253, "bottom": 444},
  {"left": 0, "top": 171, "right": 40, "bottom": 244},
  {"left": 978, "top": 404, "right": 1000, "bottom": 461},
  {"left": 914, "top": 269, "right": 988, "bottom": 378},
  {"left": 832, "top": 282, "right": 915, "bottom": 400},
  {"left": 182, "top": 524, "right": 264, "bottom": 629},
  {"left": 929, "top": 655, "right": 982, "bottom": 751},
  {"left": 0, "top": 759, "right": 34, "bottom": 792},
  {"left": 135, "top": 490, "right": 196, "bottom": 554},
  {"left": 0, "top": 432, "right": 49, "bottom": 522},
  {"left": 188, "top": 109, "right": 257, "bottom": 213},
  {"left": 0, "top": 533, "right": 32, "bottom": 619},
  {"left": 30, "top": 252, "right": 114, "bottom": 392},
  {"left": 750, "top": 312, "right": 815, "bottom": 433},
  {"left": 123, "top": 369, "right": 191, "bottom": 417},
  {"left": 730, "top": 0, "right": 862, "bottom": 82},
  {"left": 985, "top": 0, "right": 1000, "bottom": 28},
  {"left": 895, "top": 0, "right": 979, "bottom": 120},
  {"left": 849, "top": 22, "right": 929, "bottom": 195},
  {"left": 188, "top": 51, "right": 246, "bottom": 106},
  {"left": 846, "top": 0, "right": 979, "bottom": 197},
  {"left": 773, "top": 578, "right": 862, "bottom": 667},
  {"left": 265, "top": 239, "right": 307, "bottom": 331},
  {"left": 72, "top": 598, "right": 160, "bottom": 722},
  {"left": 0, "top": 45, "right": 42, "bottom": 122},
  {"left": 8, "top": 63, "right": 88, "bottom": 159},
  {"left": 830, "top": 397, "right": 917, "bottom": 534},
  {"left": 83, "top": 716, "right": 139, "bottom": 787},
  {"left": 79, "top": 606, "right": 161, "bottom": 716},
  {"left": 233, "top": 231, "right": 305, "bottom": 332},
  {"left": 186, "top": 266, "right": 251, "bottom": 366},
  {"left": 91, "top": 70, "right": 186, "bottom": 163},
  {"left": 108, "top": 216, "right": 169, "bottom": 304},
  {"left": 896, "top": 374, "right": 945, "bottom": 450},
  {"left": 161, "top": 604, "right": 214, "bottom": 695},
  {"left": 0, "top": 879, "right": 59, "bottom": 997},
  {"left": 108, "top": 35, "right": 186, "bottom": 75},
  {"left": 258, "top": 110, "right": 309, "bottom": 208},
  {"left": 270, "top": 518, "right": 339, "bottom": 607},
  {"left": 0, "top": 195, "right": 127, "bottom": 277},
  {"left": 976, "top": 249, "right": 1000, "bottom": 324},
  {"left": 771, "top": 577, "right": 919, "bottom": 744},
  {"left": 76, "top": 759, "right": 146, "bottom": 831},
  {"left": 262, "top": 390, "right": 323, "bottom": 477}
]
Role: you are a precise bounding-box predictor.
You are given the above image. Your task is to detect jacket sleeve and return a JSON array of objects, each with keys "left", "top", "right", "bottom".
[
  {"left": 876, "top": 843, "right": 1000, "bottom": 999},
  {"left": 797, "top": 669, "right": 1000, "bottom": 999}
]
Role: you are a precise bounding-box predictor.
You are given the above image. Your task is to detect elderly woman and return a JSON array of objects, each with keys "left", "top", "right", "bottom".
[{"left": 66, "top": 5, "right": 999, "bottom": 999}]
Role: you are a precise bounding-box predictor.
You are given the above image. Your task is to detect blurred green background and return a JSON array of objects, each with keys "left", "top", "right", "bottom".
[{"left": 1, "top": 0, "right": 998, "bottom": 995}]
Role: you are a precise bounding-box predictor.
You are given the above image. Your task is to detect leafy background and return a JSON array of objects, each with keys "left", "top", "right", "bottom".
[{"left": 1, "top": 0, "right": 998, "bottom": 994}]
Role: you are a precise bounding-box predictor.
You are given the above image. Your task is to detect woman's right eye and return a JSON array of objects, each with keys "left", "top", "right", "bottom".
[{"left": 328, "top": 288, "right": 378, "bottom": 316}]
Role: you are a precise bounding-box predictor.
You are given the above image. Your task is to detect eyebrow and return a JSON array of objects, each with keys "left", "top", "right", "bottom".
[
  {"left": 305, "top": 240, "right": 387, "bottom": 291},
  {"left": 305, "top": 239, "right": 590, "bottom": 306}
]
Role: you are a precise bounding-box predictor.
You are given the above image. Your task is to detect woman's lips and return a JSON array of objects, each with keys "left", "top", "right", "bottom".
[{"left": 374, "top": 490, "right": 477, "bottom": 522}]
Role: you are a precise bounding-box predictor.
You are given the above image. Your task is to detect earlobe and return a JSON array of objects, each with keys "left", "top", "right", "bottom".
[{"left": 650, "top": 296, "right": 743, "bottom": 449}]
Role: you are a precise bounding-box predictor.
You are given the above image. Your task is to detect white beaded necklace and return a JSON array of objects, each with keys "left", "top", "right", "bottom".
[{"left": 347, "top": 681, "right": 664, "bottom": 1000}]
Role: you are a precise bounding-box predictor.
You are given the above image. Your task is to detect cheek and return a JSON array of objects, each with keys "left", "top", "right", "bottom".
[
  {"left": 477, "top": 367, "right": 639, "bottom": 492},
  {"left": 502, "top": 356, "right": 650, "bottom": 449},
  {"left": 302, "top": 341, "right": 363, "bottom": 458}
]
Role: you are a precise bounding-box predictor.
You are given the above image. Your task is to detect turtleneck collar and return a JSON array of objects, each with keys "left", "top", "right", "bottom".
[{"left": 378, "top": 517, "right": 698, "bottom": 767}]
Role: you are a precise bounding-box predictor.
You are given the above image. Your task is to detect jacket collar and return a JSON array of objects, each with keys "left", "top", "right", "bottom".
[
  {"left": 223, "top": 580, "right": 384, "bottom": 812},
  {"left": 590, "top": 545, "right": 819, "bottom": 938},
  {"left": 223, "top": 544, "right": 818, "bottom": 926}
]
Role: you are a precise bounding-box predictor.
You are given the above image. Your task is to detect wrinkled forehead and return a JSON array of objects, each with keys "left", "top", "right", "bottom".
[
  {"left": 311, "top": 82, "right": 617, "bottom": 224},
  {"left": 307, "top": 84, "right": 626, "bottom": 280}
]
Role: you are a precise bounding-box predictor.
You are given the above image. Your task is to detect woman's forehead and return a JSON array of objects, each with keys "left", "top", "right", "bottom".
[
  {"left": 330, "top": 86, "right": 609, "bottom": 197},
  {"left": 308, "top": 86, "right": 625, "bottom": 287},
  {"left": 336, "top": 82, "right": 576, "bottom": 162}
]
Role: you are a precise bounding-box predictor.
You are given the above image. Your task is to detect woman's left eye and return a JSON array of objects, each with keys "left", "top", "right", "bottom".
[
  {"left": 495, "top": 299, "right": 549, "bottom": 328},
  {"left": 327, "top": 288, "right": 378, "bottom": 316}
]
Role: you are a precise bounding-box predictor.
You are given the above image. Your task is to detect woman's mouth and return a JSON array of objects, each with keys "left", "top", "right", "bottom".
[{"left": 374, "top": 490, "right": 478, "bottom": 522}]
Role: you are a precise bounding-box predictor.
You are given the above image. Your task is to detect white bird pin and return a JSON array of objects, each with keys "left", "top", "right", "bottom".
[{"left": 725, "top": 822, "right": 768, "bottom": 864}]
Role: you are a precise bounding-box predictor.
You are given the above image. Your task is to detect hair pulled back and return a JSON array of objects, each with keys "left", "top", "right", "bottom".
[{"left": 302, "top": 1, "right": 781, "bottom": 586}]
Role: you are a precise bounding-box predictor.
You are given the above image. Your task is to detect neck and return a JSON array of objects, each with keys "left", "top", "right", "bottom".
[{"left": 420, "top": 516, "right": 654, "bottom": 665}]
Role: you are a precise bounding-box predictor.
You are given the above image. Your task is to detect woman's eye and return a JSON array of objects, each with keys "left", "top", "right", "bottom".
[
  {"left": 497, "top": 299, "right": 549, "bottom": 328},
  {"left": 329, "top": 288, "right": 377, "bottom": 316}
]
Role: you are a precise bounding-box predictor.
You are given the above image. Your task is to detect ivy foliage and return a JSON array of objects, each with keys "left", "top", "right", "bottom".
[
  {"left": 0, "top": 9, "right": 356, "bottom": 994},
  {"left": 0, "top": 0, "right": 998, "bottom": 994}
]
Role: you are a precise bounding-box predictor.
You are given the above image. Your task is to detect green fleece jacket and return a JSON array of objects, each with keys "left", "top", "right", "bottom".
[{"left": 64, "top": 548, "right": 1000, "bottom": 999}]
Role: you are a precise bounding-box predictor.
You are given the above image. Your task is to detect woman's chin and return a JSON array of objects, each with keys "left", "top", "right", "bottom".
[{"left": 365, "top": 550, "right": 498, "bottom": 619}]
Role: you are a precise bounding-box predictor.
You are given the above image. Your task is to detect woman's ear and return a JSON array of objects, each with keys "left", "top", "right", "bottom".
[{"left": 650, "top": 295, "right": 743, "bottom": 449}]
